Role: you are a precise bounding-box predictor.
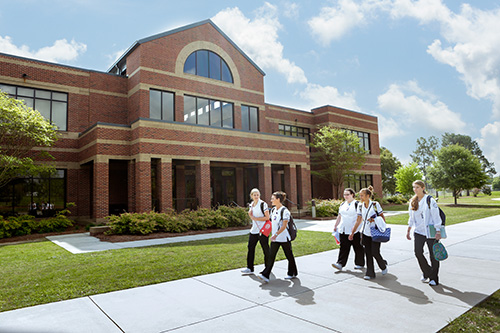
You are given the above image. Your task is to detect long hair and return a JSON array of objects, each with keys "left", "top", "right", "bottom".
[{"left": 411, "top": 180, "right": 426, "bottom": 211}]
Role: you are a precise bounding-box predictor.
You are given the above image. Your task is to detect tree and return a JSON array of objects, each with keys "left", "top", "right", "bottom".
[
  {"left": 0, "top": 92, "right": 58, "bottom": 188},
  {"left": 442, "top": 132, "right": 496, "bottom": 177},
  {"left": 395, "top": 163, "right": 423, "bottom": 196},
  {"left": 310, "top": 126, "right": 366, "bottom": 199},
  {"left": 492, "top": 176, "right": 500, "bottom": 191},
  {"left": 380, "top": 146, "right": 401, "bottom": 195},
  {"left": 410, "top": 136, "right": 439, "bottom": 180},
  {"left": 428, "top": 144, "right": 489, "bottom": 205}
]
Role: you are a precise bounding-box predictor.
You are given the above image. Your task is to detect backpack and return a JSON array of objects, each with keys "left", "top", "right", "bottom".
[
  {"left": 273, "top": 207, "right": 297, "bottom": 241},
  {"left": 341, "top": 200, "right": 359, "bottom": 211},
  {"left": 427, "top": 195, "right": 446, "bottom": 226}
]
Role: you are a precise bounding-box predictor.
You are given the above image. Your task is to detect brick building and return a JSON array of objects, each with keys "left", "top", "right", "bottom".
[{"left": 0, "top": 20, "right": 381, "bottom": 220}]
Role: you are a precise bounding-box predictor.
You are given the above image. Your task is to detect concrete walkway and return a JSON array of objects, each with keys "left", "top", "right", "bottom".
[{"left": 1, "top": 214, "right": 499, "bottom": 332}]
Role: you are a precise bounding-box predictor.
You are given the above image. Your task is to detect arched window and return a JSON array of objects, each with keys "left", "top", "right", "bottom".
[{"left": 184, "top": 50, "right": 233, "bottom": 83}]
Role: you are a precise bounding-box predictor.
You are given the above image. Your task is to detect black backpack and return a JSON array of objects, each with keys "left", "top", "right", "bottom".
[
  {"left": 427, "top": 195, "right": 446, "bottom": 226},
  {"left": 273, "top": 207, "right": 297, "bottom": 241}
]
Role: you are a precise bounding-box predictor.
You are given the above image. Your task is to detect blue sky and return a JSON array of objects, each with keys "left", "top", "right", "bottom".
[{"left": 1, "top": 0, "right": 499, "bottom": 173}]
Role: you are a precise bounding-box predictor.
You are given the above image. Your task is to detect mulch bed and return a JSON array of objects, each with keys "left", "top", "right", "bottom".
[{"left": 0, "top": 226, "right": 88, "bottom": 245}]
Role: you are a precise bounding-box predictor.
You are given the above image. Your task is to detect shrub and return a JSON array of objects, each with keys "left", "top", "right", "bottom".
[
  {"left": 385, "top": 194, "right": 408, "bottom": 204},
  {"left": 309, "top": 199, "right": 342, "bottom": 217},
  {"left": 482, "top": 186, "right": 492, "bottom": 196},
  {"left": 0, "top": 214, "right": 73, "bottom": 239}
]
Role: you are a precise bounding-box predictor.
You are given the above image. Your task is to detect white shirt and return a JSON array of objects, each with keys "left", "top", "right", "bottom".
[
  {"left": 271, "top": 206, "right": 291, "bottom": 242},
  {"left": 357, "top": 200, "right": 383, "bottom": 237},
  {"left": 249, "top": 199, "right": 269, "bottom": 234},
  {"left": 338, "top": 200, "right": 361, "bottom": 234},
  {"left": 408, "top": 194, "right": 442, "bottom": 237}
]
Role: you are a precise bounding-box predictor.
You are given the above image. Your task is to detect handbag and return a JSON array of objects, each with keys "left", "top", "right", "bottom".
[
  {"left": 433, "top": 240, "right": 448, "bottom": 261},
  {"left": 370, "top": 225, "right": 391, "bottom": 242},
  {"left": 332, "top": 230, "right": 340, "bottom": 245},
  {"left": 259, "top": 220, "right": 272, "bottom": 237}
]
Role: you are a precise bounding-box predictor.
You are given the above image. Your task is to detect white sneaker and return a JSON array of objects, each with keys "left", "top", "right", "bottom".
[
  {"left": 354, "top": 265, "right": 364, "bottom": 269},
  {"left": 429, "top": 280, "right": 437, "bottom": 286},
  {"left": 331, "top": 263, "right": 343, "bottom": 271},
  {"left": 258, "top": 274, "right": 269, "bottom": 283},
  {"left": 363, "top": 275, "right": 372, "bottom": 280},
  {"left": 382, "top": 268, "right": 388, "bottom": 275},
  {"left": 241, "top": 268, "right": 253, "bottom": 275},
  {"left": 284, "top": 275, "right": 297, "bottom": 280},
  {"left": 421, "top": 275, "right": 429, "bottom": 283}
]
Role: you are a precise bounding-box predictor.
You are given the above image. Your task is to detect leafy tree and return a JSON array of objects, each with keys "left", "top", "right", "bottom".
[
  {"left": 0, "top": 92, "right": 58, "bottom": 188},
  {"left": 492, "top": 176, "right": 500, "bottom": 191},
  {"left": 442, "top": 132, "right": 496, "bottom": 177},
  {"left": 395, "top": 163, "right": 423, "bottom": 196},
  {"left": 428, "top": 144, "right": 489, "bottom": 205},
  {"left": 310, "top": 126, "right": 366, "bottom": 199},
  {"left": 410, "top": 136, "right": 439, "bottom": 180},
  {"left": 380, "top": 146, "right": 401, "bottom": 195}
]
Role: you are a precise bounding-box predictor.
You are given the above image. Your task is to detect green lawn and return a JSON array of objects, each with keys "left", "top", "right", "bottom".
[{"left": 0, "top": 230, "right": 337, "bottom": 312}]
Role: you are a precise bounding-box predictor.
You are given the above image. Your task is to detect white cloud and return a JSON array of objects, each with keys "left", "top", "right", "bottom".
[
  {"left": 0, "top": 35, "right": 86, "bottom": 63},
  {"left": 377, "top": 81, "right": 466, "bottom": 132},
  {"left": 477, "top": 121, "right": 500, "bottom": 173},
  {"left": 376, "top": 113, "right": 405, "bottom": 142},
  {"left": 389, "top": 0, "right": 451, "bottom": 23},
  {"left": 283, "top": 2, "right": 299, "bottom": 19},
  {"left": 212, "top": 4, "right": 307, "bottom": 84},
  {"left": 299, "top": 83, "right": 359, "bottom": 111}
]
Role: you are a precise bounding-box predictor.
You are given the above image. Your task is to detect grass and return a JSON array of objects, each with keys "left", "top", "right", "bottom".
[
  {"left": 440, "top": 289, "right": 500, "bottom": 332},
  {"left": 0, "top": 230, "right": 337, "bottom": 312}
]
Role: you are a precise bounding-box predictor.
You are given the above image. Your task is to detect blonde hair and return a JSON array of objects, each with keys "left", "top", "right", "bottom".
[
  {"left": 359, "top": 185, "right": 374, "bottom": 199},
  {"left": 411, "top": 180, "right": 426, "bottom": 211},
  {"left": 249, "top": 188, "right": 261, "bottom": 200}
]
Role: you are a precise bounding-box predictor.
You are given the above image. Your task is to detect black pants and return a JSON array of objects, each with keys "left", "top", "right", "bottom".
[
  {"left": 362, "top": 235, "right": 387, "bottom": 278},
  {"left": 246, "top": 233, "right": 270, "bottom": 272},
  {"left": 414, "top": 233, "right": 439, "bottom": 284},
  {"left": 337, "top": 232, "right": 365, "bottom": 267},
  {"left": 261, "top": 241, "right": 298, "bottom": 279}
]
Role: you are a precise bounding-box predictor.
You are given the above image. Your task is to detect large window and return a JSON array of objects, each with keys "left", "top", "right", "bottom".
[
  {"left": 347, "top": 129, "right": 370, "bottom": 153},
  {"left": 184, "top": 50, "right": 233, "bottom": 83},
  {"left": 0, "top": 83, "right": 68, "bottom": 131},
  {"left": 149, "top": 89, "right": 174, "bottom": 121},
  {"left": 183, "top": 95, "right": 233, "bottom": 128},
  {"left": 279, "top": 124, "right": 311, "bottom": 144},
  {"left": 0, "top": 169, "right": 66, "bottom": 216},
  {"left": 345, "top": 174, "right": 373, "bottom": 192},
  {"left": 241, "top": 105, "right": 259, "bottom": 132}
]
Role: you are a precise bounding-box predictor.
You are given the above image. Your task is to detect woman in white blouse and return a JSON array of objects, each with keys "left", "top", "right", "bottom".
[
  {"left": 406, "top": 180, "right": 443, "bottom": 286},
  {"left": 241, "top": 188, "right": 270, "bottom": 275},
  {"left": 332, "top": 188, "right": 364, "bottom": 271},
  {"left": 349, "top": 186, "right": 388, "bottom": 280}
]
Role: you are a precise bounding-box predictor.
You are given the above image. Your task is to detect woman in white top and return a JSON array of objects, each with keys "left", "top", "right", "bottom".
[
  {"left": 258, "top": 191, "right": 298, "bottom": 283},
  {"left": 349, "top": 186, "right": 388, "bottom": 280},
  {"left": 332, "top": 188, "right": 364, "bottom": 271},
  {"left": 406, "top": 180, "right": 443, "bottom": 286},
  {"left": 242, "top": 188, "right": 270, "bottom": 275}
]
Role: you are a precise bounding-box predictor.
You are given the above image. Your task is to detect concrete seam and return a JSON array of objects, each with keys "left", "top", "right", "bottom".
[{"left": 88, "top": 296, "right": 125, "bottom": 333}]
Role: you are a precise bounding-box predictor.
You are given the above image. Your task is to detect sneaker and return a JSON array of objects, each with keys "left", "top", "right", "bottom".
[
  {"left": 354, "top": 265, "right": 364, "bottom": 269},
  {"left": 241, "top": 268, "right": 253, "bottom": 275},
  {"left": 257, "top": 274, "right": 269, "bottom": 283},
  {"left": 381, "top": 267, "right": 388, "bottom": 275},
  {"left": 363, "top": 275, "right": 372, "bottom": 280},
  {"left": 429, "top": 280, "right": 437, "bottom": 286},
  {"left": 331, "top": 263, "right": 343, "bottom": 271},
  {"left": 284, "top": 275, "right": 297, "bottom": 280},
  {"left": 421, "top": 275, "right": 429, "bottom": 283}
]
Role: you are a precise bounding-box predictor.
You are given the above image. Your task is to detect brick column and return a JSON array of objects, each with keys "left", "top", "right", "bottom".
[
  {"left": 233, "top": 104, "right": 242, "bottom": 130},
  {"left": 284, "top": 164, "right": 297, "bottom": 209},
  {"left": 78, "top": 165, "right": 91, "bottom": 218},
  {"left": 159, "top": 157, "right": 173, "bottom": 211},
  {"left": 258, "top": 163, "right": 272, "bottom": 204},
  {"left": 175, "top": 164, "right": 186, "bottom": 211},
  {"left": 176, "top": 93, "right": 184, "bottom": 122},
  {"left": 196, "top": 160, "right": 211, "bottom": 208},
  {"left": 127, "top": 160, "right": 136, "bottom": 213},
  {"left": 297, "top": 164, "right": 312, "bottom": 207},
  {"left": 93, "top": 158, "right": 109, "bottom": 220},
  {"left": 236, "top": 166, "right": 244, "bottom": 206},
  {"left": 135, "top": 156, "right": 151, "bottom": 213}
]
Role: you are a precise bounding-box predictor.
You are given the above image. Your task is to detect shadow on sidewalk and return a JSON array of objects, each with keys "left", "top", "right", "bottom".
[
  {"left": 251, "top": 274, "right": 316, "bottom": 305},
  {"left": 433, "top": 284, "right": 489, "bottom": 306}
]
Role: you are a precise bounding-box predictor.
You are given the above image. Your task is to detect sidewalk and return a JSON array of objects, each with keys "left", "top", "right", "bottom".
[{"left": 1, "top": 214, "right": 499, "bottom": 333}]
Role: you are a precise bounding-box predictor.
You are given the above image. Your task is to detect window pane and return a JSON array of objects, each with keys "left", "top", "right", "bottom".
[
  {"left": 35, "top": 99, "right": 50, "bottom": 120},
  {"left": 241, "top": 105, "right": 249, "bottom": 131},
  {"left": 149, "top": 90, "right": 161, "bottom": 119},
  {"left": 221, "top": 61, "right": 233, "bottom": 83},
  {"left": 210, "top": 100, "right": 222, "bottom": 127},
  {"left": 0, "top": 84, "right": 16, "bottom": 95},
  {"left": 52, "top": 92, "right": 67, "bottom": 101},
  {"left": 249, "top": 107, "right": 258, "bottom": 132},
  {"left": 162, "top": 91, "right": 174, "bottom": 121},
  {"left": 197, "top": 98, "right": 209, "bottom": 125},
  {"left": 184, "top": 52, "right": 196, "bottom": 74},
  {"left": 209, "top": 52, "right": 221, "bottom": 80},
  {"left": 196, "top": 50, "right": 209, "bottom": 78},
  {"left": 35, "top": 90, "right": 51, "bottom": 99},
  {"left": 18, "top": 87, "right": 34, "bottom": 97},
  {"left": 184, "top": 96, "right": 196, "bottom": 124},
  {"left": 52, "top": 101, "right": 67, "bottom": 131},
  {"left": 222, "top": 102, "right": 233, "bottom": 128},
  {"left": 21, "top": 97, "right": 34, "bottom": 108},
  {"left": 50, "top": 176, "right": 65, "bottom": 210}
]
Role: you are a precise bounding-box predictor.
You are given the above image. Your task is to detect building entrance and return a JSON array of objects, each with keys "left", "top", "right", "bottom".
[{"left": 211, "top": 167, "right": 236, "bottom": 206}]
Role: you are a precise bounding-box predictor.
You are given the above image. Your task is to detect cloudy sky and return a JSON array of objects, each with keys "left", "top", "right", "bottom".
[{"left": 1, "top": 0, "right": 499, "bottom": 173}]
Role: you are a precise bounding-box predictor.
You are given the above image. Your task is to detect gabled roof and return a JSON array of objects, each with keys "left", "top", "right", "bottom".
[{"left": 107, "top": 19, "right": 265, "bottom": 76}]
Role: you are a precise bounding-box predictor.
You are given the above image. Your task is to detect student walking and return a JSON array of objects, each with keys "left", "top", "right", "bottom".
[
  {"left": 332, "top": 188, "right": 364, "bottom": 271},
  {"left": 258, "top": 191, "right": 298, "bottom": 283},
  {"left": 241, "top": 188, "right": 270, "bottom": 275},
  {"left": 349, "top": 186, "right": 387, "bottom": 280},
  {"left": 406, "top": 180, "right": 443, "bottom": 286}
]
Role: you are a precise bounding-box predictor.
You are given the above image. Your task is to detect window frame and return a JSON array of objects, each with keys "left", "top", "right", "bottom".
[
  {"left": 183, "top": 50, "right": 234, "bottom": 83},
  {"left": 149, "top": 89, "right": 175, "bottom": 121},
  {"left": 241, "top": 105, "right": 259, "bottom": 132},
  {"left": 183, "top": 95, "right": 234, "bottom": 128}
]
